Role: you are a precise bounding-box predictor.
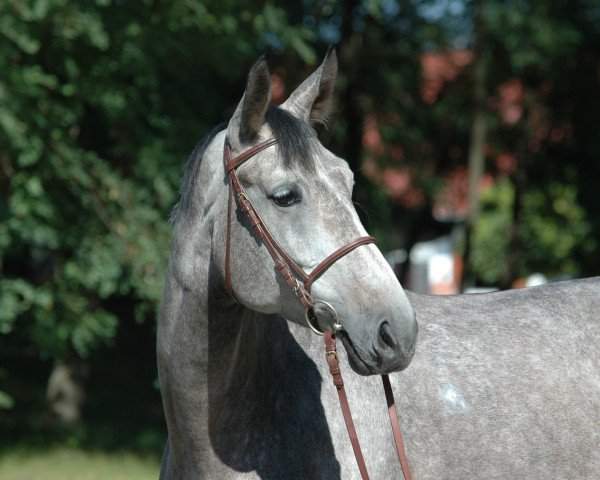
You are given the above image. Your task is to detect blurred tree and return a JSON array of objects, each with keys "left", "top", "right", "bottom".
[
  {"left": 471, "top": 0, "right": 600, "bottom": 286},
  {"left": 303, "top": 0, "right": 600, "bottom": 286}
]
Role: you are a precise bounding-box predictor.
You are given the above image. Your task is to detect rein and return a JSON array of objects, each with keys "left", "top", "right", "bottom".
[{"left": 223, "top": 136, "right": 413, "bottom": 480}]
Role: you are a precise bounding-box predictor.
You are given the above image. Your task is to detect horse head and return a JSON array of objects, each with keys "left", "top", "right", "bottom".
[{"left": 217, "top": 47, "right": 417, "bottom": 375}]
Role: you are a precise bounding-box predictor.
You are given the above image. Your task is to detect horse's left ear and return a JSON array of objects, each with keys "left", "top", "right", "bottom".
[
  {"left": 229, "top": 55, "right": 272, "bottom": 145},
  {"left": 282, "top": 46, "right": 337, "bottom": 127}
]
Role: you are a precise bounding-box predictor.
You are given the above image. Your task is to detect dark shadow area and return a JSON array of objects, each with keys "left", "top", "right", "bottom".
[
  {"left": 206, "top": 261, "right": 340, "bottom": 479},
  {"left": 0, "top": 297, "right": 165, "bottom": 459}
]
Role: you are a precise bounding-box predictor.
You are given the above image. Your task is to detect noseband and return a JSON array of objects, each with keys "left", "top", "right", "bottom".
[{"left": 223, "top": 136, "right": 412, "bottom": 480}]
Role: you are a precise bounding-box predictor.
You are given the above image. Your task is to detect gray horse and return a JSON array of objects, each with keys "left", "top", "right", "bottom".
[{"left": 157, "top": 49, "right": 600, "bottom": 479}]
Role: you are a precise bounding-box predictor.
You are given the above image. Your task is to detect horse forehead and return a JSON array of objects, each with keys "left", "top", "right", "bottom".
[
  {"left": 238, "top": 142, "right": 350, "bottom": 188},
  {"left": 303, "top": 146, "right": 353, "bottom": 187},
  {"left": 236, "top": 150, "right": 292, "bottom": 183},
  {"left": 321, "top": 155, "right": 353, "bottom": 184}
]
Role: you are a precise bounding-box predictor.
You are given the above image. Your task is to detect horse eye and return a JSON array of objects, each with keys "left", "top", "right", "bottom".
[{"left": 271, "top": 187, "right": 298, "bottom": 207}]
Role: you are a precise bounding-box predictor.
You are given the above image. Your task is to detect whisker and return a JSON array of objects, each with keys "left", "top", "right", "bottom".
[{"left": 353, "top": 201, "right": 372, "bottom": 226}]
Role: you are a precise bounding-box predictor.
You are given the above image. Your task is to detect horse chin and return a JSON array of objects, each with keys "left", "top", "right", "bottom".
[
  {"left": 338, "top": 332, "right": 379, "bottom": 376},
  {"left": 338, "top": 329, "right": 416, "bottom": 376}
]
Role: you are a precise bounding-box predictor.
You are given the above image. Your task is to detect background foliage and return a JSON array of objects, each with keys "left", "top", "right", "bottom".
[{"left": 1, "top": 0, "right": 599, "bottom": 459}]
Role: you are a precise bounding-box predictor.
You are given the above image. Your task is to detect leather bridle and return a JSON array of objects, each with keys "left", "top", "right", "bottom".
[
  {"left": 223, "top": 136, "right": 413, "bottom": 480},
  {"left": 224, "top": 137, "right": 375, "bottom": 319}
]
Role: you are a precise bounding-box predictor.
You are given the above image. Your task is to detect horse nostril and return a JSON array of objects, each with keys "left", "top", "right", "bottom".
[
  {"left": 379, "top": 321, "right": 397, "bottom": 350},
  {"left": 373, "top": 315, "right": 417, "bottom": 372}
]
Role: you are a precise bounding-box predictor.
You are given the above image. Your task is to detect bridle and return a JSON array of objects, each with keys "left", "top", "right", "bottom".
[
  {"left": 224, "top": 136, "right": 413, "bottom": 480},
  {"left": 224, "top": 136, "right": 374, "bottom": 325}
]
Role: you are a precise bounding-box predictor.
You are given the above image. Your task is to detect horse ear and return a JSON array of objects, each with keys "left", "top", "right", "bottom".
[
  {"left": 282, "top": 46, "right": 337, "bottom": 127},
  {"left": 229, "top": 55, "right": 272, "bottom": 144}
]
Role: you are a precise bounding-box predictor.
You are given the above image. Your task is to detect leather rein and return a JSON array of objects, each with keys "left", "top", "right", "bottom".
[{"left": 224, "top": 136, "right": 413, "bottom": 480}]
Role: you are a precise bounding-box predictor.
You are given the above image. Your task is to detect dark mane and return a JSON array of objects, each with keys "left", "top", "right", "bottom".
[
  {"left": 264, "top": 105, "right": 318, "bottom": 170},
  {"left": 171, "top": 106, "right": 318, "bottom": 223},
  {"left": 170, "top": 122, "right": 226, "bottom": 223}
]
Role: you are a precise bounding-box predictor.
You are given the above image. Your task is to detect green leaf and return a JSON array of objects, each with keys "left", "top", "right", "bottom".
[{"left": 0, "top": 390, "right": 15, "bottom": 410}]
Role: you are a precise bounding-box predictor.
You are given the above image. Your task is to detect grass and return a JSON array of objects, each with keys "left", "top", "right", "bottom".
[{"left": 0, "top": 447, "right": 161, "bottom": 480}]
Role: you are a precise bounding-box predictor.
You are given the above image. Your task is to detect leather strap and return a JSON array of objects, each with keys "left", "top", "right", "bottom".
[
  {"left": 325, "top": 332, "right": 412, "bottom": 480},
  {"left": 225, "top": 138, "right": 278, "bottom": 173},
  {"left": 305, "top": 236, "right": 375, "bottom": 291},
  {"left": 325, "top": 331, "right": 371, "bottom": 480},
  {"left": 225, "top": 183, "right": 239, "bottom": 302},
  {"left": 382, "top": 374, "right": 413, "bottom": 480}
]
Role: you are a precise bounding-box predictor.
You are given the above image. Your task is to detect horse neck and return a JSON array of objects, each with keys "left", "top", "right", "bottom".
[
  {"left": 160, "top": 256, "right": 342, "bottom": 475},
  {"left": 159, "top": 139, "right": 340, "bottom": 474},
  {"left": 206, "top": 294, "right": 319, "bottom": 417},
  {"left": 204, "top": 295, "right": 340, "bottom": 474},
  {"left": 207, "top": 299, "right": 283, "bottom": 401}
]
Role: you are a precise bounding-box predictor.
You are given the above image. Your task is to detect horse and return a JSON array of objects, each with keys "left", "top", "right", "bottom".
[{"left": 157, "top": 48, "right": 600, "bottom": 479}]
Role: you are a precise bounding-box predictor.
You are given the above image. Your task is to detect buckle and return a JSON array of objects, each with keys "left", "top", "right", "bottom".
[{"left": 326, "top": 350, "right": 338, "bottom": 363}]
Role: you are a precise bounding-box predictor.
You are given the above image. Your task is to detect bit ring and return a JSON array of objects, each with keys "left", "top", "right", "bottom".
[{"left": 305, "top": 300, "right": 343, "bottom": 336}]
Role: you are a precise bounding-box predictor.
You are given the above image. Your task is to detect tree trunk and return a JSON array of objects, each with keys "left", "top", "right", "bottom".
[
  {"left": 466, "top": 59, "right": 487, "bottom": 226},
  {"left": 499, "top": 146, "right": 527, "bottom": 290},
  {"left": 462, "top": 0, "right": 487, "bottom": 290},
  {"left": 46, "top": 359, "right": 88, "bottom": 426},
  {"left": 339, "top": 0, "right": 363, "bottom": 175}
]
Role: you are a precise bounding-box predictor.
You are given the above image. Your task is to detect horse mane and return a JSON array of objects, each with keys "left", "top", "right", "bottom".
[
  {"left": 170, "top": 122, "right": 227, "bottom": 224},
  {"left": 263, "top": 105, "right": 318, "bottom": 171},
  {"left": 171, "top": 106, "right": 318, "bottom": 224}
]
